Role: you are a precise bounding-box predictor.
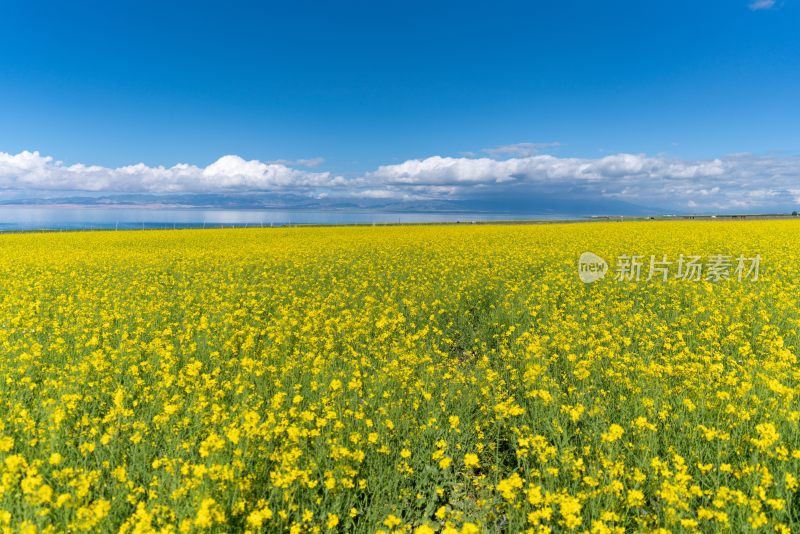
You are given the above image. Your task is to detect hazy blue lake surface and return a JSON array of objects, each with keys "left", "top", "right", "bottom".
[{"left": 0, "top": 207, "right": 583, "bottom": 232}]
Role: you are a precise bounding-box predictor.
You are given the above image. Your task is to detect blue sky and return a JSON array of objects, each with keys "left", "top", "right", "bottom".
[{"left": 1, "top": 0, "right": 799, "bottom": 213}]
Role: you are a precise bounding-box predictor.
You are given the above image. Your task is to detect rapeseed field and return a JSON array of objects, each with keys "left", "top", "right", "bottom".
[{"left": 0, "top": 221, "right": 797, "bottom": 533}]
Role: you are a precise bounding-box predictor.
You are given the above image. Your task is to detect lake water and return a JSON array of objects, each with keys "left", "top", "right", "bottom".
[{"left": 0, "top": 206, "right": 583, "bottom": 232}]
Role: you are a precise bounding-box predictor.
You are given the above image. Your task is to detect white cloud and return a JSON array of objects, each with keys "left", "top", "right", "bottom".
[
  {"left": 368, "top": 153, "right": 726, "bottom": 186},
  {"left": 749, "top": 0, "right": 775, "bottom": 10},
  {"left": 483, "top": 142, "right": 562, "bottom": 158},
  {"left": 0, "top": 151, "right": 342, "bottom": 193},
  {"left": 269, "top": 156, "right": 325, "bottom": 168},
  {"left": 2, "top": 149, "right": 800, "bottom": 212},
  {"left": 367, "top": 152, "right": 800, "bottom": 211}
]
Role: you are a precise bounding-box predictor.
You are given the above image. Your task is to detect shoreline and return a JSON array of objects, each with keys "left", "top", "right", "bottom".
[{"left": 1, "top": 212, "right": 799, "bottom": 235}]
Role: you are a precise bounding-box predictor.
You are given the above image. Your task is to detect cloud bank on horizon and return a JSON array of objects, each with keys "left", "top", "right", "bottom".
[{"left": 1, "top": 149, "right": 799, "bottom": 214}]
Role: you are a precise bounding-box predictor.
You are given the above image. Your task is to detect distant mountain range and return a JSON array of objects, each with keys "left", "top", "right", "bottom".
[{"left": 0, "top": 192, "right": 675, "bottom": 217}]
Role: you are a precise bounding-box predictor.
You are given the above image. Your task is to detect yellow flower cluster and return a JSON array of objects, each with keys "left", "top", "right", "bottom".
[{"left": 0, "top": 221, "right": 797, "bottom": 532}]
